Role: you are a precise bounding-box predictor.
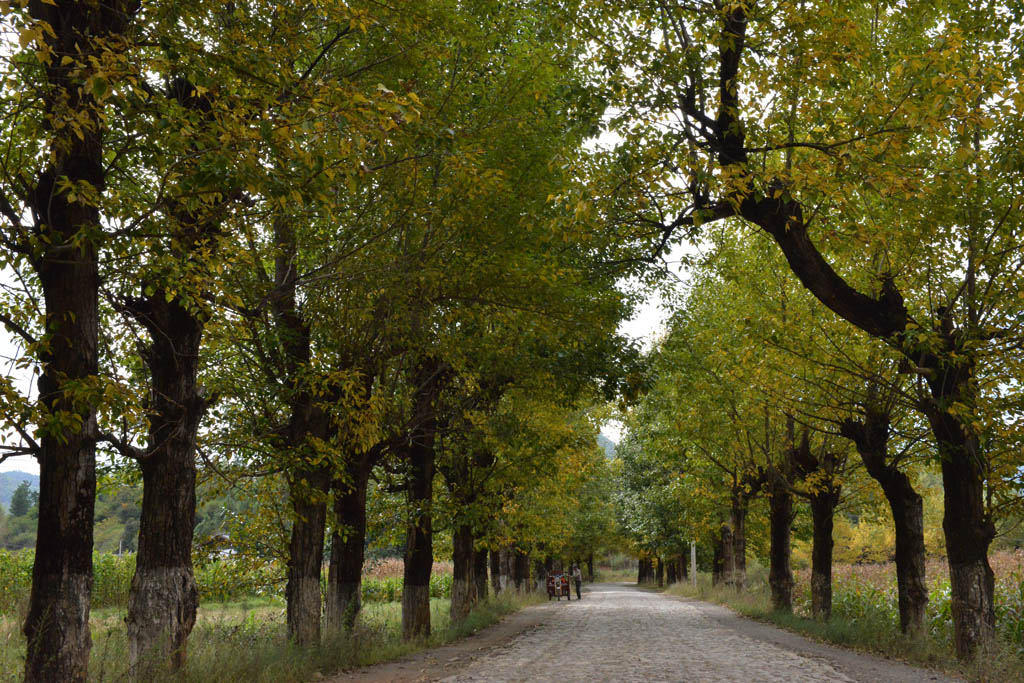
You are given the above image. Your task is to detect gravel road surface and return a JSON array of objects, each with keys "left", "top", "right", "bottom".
[{"left": 333, "top": 582, "right": 959, "bottom": 683}]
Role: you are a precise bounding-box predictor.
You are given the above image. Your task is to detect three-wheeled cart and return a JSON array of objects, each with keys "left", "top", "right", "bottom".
[{"left": 546, "top": 573, "right": 571, "bottom": 600}]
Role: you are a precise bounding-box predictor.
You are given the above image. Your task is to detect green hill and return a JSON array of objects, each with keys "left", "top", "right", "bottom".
[{"left": 597, "top": 434, "right": 616, "bottom": 459}]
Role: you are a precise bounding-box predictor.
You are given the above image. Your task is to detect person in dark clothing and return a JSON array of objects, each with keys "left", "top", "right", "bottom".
[{"left": 571, "top": 563, "right": 583, "bottom": 599}]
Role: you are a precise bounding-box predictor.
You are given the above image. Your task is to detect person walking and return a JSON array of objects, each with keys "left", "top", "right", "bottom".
[{"left": 571, "top": 563, "right": 583, "bottom": 600}]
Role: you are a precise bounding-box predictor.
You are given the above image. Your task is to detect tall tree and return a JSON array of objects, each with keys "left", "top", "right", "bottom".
[{"left": 0, "top": 3, "right": 140, "bottom": 679}]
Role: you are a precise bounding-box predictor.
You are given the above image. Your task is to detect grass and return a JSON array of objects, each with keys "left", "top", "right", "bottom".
[
  {"left": 662, "top": 551, "right": 1024, "bottom": 683},
  {"left": 1, "top": 591, "right": 540, "bottom": 682}
]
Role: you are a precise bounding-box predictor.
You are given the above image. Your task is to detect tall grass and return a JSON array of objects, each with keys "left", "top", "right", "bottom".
[
  {"left": 0, "top": 550, "right": 456, "bottom": 616},
  {"left": 0, "top": 591, "right": 539, "bottom": 682}
]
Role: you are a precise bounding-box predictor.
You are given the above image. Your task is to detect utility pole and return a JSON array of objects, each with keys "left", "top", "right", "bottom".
[{"left": 690, "top": 541, "right": 697, "bottom": 587}]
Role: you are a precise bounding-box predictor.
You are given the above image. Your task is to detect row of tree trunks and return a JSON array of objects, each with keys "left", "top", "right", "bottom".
[
  {"left": 693, "top": 1, "right": 995, "bottom": 658},
  {"left": 637, "top": 557, "right": 654, "bottom": 584}
]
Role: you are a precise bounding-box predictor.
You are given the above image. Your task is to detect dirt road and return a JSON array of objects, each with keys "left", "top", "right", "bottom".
[{"left": 333, "top": 583, "right": 958, "bottom": 682}]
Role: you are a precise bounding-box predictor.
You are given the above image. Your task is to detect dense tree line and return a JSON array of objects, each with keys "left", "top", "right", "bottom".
[
  {"left": 3, "top": 1, "right": 1023, "bottom": 679},
  {"left": 590, "top": 0, "right": 1024, "bottom": 661},
  {"left": 0, "top": 1, "right": 638, "bottom": 679}
]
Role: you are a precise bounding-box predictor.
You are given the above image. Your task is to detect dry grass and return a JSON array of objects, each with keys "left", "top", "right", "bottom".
[
  {"left": 794, "top": 549, "right": 1024, "bottom": 595},
  {"left": 362, "top": 557, "right": 453, "bottom": 580}
]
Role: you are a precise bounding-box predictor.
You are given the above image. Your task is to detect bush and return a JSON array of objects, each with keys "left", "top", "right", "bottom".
[{"left": 0, "top": 549, "right": 33, "bottom": 614}]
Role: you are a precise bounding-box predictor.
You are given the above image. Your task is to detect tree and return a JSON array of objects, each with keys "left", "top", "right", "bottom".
[
  {"left": 0, "top": 3, "right": 141, "bottom": 679},
  {"left": 8, "top": 481, "right": 32, "bottom": 518}
]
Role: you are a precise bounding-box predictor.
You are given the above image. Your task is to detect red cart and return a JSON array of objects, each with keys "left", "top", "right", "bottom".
[{"left": 546, "top": 573, "right": 571, "bottom": 600}]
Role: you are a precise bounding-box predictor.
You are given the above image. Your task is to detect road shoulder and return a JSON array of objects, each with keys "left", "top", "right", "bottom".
[
  {"left": 661, "top": 592, "right": 960, "bottom": 683},
  {"left": 327, "top": 602, "right": 553, "bottom": 682}
]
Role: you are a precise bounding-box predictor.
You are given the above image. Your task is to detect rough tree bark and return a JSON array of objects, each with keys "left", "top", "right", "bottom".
[
  {"left": 712, "top": 531, "right": 725, "bottom": 586},
  {"left": 474, "top": 548, "right": 489, "bottom": 601},
  {"left": 327, "top": 454, "right": 372, "bottom": 631},
  {"left": 841, "top": 402, "right": 927, "bottom": 634},
  {"left": 513, "top": 549, "right": 530, "bottom": 592},
  {"left": 111, "top": 77, "right": 231, "bottom": 675},
  {"left": 17, "top": 3, "right": 139, "bottom": 680},
  {"left": 490, "top": 549, "right": 501, "bottom": 595},
  {"left": 766, "top": 469, "right": 795, "bottom": 613},
  {"left": 450, "top": 524, "right": 476, "bottom": 622},
  {"left": 401, "top": 358, "right": 445, "bottom": 640},
  {"left": 792, "top": 434, "right": 841, "bottom": 620},
  {"left": 727, "top": 488, "right": 749, "bottom": 590},
  {"left": 121, "top": 294, "right": 206, "bottom": 674},
  {"left": 286, "top": 465, "right": 330, "bottom": 645},
  {"left": 265, "top": 214, "right": 333, "bottom": 646}
]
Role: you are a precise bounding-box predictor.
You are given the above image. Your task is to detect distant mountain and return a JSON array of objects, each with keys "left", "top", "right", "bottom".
[
  {"left": 597, "top": 434, "right": 616, "bottom": 459},
  {"left": 0, "top": 471, "right": 40, "bottom": 511}
]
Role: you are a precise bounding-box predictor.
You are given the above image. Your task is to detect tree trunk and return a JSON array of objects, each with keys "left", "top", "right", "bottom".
[
  {"left": 122, "top": 282, "right": 210, "bottom": 674},
  {"left": 926, "top": 401, "right": 995, "bottom": 658},
  {"left": 712, "top": 531, "right": 725, "bottom": 586},
  {"left": 490, "top": 549, "right": 501, "bottom": 595},
  {"left": 666, "top": 559, "right": 677, "bottom": 585},
  {"left": 729, "top": 495, "right": 748, "bottom": 590},
  {"left": 25, "top": 253, "right": 100, "bottom": 683},
  {"left": 767, "top": 481, "right": 794, "bottom": 613},
  {"left": 474, "top": 548, "right": 489, "bottom": 601},
  {"left": 586, "top": 553, "right": 594, "bottom": 582},
  {"left": 513, "top": 549, "right": 530, "bottom": 592},
  {"left": 327, "top": 459, "right": 370, "bottom": 631},
  {"left": 841, "top": 409, "right": 927, "bottom": 634},
  {"left": 656, "top": 556, "right": 664, "bottom": 587},
  {"left": 498, "top": 546, "right": 514, "bottom": 591},
  {"left": 679, "top": 553, "right": 688, "bottom": 581},
  {"left": 719, "top": 520, "right": 734, "bottom": 587},
  {"left": 450, "top": 524, "right": 475, "bottom": 622},
  {"left": 401, "top": 359, "right": 442, "bottom": 641},
  {"left": 286, "top": 469, "right": 329, "bottom": 645},
  {"left": 21, "top": 3, "right": 137, "bottom": 679},
  {"left": 534, "top": 559, "right": 548, "bottom": 592},
  {"left": 809, "top": 490, "right": 839, "bottom": 620},
  {"left": 402, "top": 438, "right": 435, "bottom": 640}
]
